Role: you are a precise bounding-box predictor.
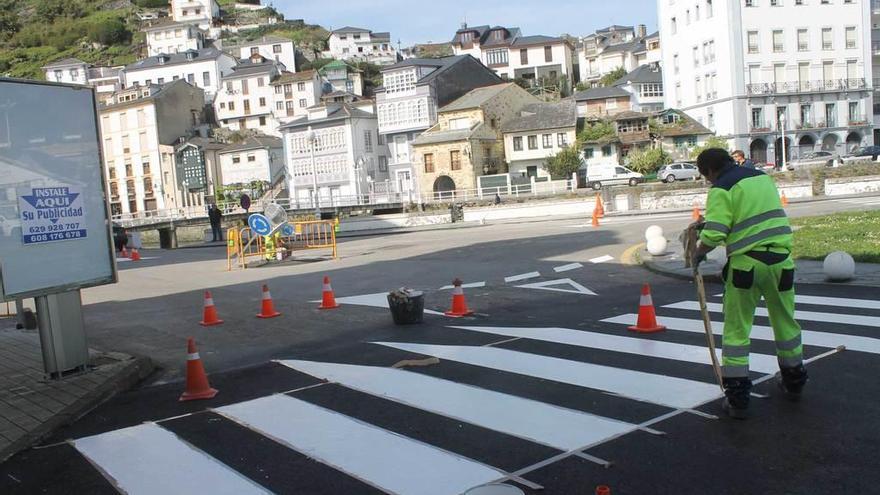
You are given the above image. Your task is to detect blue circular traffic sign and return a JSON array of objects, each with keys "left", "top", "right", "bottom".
[
  {"left": 248, "top": 213, "right": 271, "bottom": 236},
  {"left": 281, "top": 223, "right": 295, "bottom": 236}
]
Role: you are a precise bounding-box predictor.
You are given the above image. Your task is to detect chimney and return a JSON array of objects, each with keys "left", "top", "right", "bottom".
[{"left": 637, "top": 24, "right": 647, "bottom": 38}]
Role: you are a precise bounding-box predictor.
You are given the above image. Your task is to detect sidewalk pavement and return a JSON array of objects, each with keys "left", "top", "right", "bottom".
[
  {"left": 640, "top": 232, "right": 880, "bottom": 287},
  {"left": 0, "top": 325, "right": 153, "bottom": 462}
]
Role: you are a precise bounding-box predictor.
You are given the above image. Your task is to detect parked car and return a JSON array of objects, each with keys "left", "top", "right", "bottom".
[
  {"left": 841, "top": 146, "right": 880, "bottom": 164},
  {"left": 584, "top": 164, "right": 644, "bottom": 190},
  {"left": 787, "top": 151, "right": 838, "bottom": 171},
  {"left": 658, "top": 162, "right": 700, "bottom": 183}
]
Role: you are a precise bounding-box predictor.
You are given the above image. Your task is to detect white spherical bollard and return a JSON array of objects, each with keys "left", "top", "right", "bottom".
[
  {"left": 823, "top": 251, "right": 855, "bottom": 281},
  {"left": 645, "top": 225, "right": 664, "bottom": 242},
  {"left": 646, "top": 236, "right": 668, "bottom": 256}
]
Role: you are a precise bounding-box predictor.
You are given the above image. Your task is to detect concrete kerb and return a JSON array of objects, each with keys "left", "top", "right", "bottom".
[{"left": 0, "top": 352, "right": 154, "bottom": 462}]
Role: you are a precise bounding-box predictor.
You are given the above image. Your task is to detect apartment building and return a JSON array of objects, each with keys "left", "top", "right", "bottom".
[
  {"left": 451, "top": 24, "right": 575, "bottom": 88},
  {"left": 98, "top": 80, "right": 206, "bottom": 216},
  {"left": 170, "top": 0, "right": 219, "bottom": 30},
  {"left": 578, "top": 25, "right": 661, "bottom": 87},
  {"left": 501, "top": 100, "right": 578, "bottom": 179},
  {"left": 319, "top": 60, "right": 365, "bottom": 96},
  {"left": 122, "top": 47, "right": 236, "bottom": 103},
  {"left": 143, "top": 20, "right": 204, "bottom": 57},
  {"left": 217, "top": 135, "right": 284, "bottom": 186},
  {"left": 411, "top": 83, "right": 539, "bottom": 195},
  {"left": 279, "top": 102, "right": 389, "bottom": 206},
  {"left": 375, "top": 55, "right": 503, "bottom": 198},
  {"left": 235, "top": 36, "right": 297, "bottom": 72},
  {"left": 42, "top": 58, "right": 123, "bottom": 96},
  {"left": 659, "top": 0, "right": 873, "bottom": 165},
  {"left": 271, "top": 70, "right": 323, "bottom": 124},
  {"left": 325, "top": 27, "right": 399, "bottom": 65},
  {"left": 615, "top": 62, "right": 665, "bottom": 112},
  {"left": 214, "top": 54, "right": 285, "bottom": 136}
]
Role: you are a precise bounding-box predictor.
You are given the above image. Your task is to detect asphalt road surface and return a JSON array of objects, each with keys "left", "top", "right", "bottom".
[{"left": 1, "top": 196, "right": 878, "bottom": 494}]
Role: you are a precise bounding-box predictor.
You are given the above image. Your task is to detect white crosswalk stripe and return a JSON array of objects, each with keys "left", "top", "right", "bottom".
[
  {"left": 713, "top": 293, "right": 880, "bottom": 311},
  {"left": 664, "top": 300, "right": 880, "bottom": 327},
  {"left": 73, "top": 423, "right": 270, "bottom": 495},
  {"left": 374, "top": 342, "right": 721, "bottom": 409},
  {"left": 278, "top": 359, "right": 639, "bottom": 451},
  {"left": 216, "top": 394, "right": 508, "bottom": 495}
]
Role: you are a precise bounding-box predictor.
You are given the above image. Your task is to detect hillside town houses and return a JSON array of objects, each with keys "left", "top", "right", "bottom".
[{"left": 29, "top": 0, "right": 880, "bottom": 217}]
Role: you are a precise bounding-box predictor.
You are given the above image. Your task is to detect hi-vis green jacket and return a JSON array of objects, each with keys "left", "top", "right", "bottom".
[{"left": 700, "top": 165, "right": 793, "bottom": 257}]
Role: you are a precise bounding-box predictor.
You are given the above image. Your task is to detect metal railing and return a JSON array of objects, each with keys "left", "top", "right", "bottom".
[{"left": 746, "top": 78, "right": 867, "bottom": 96}]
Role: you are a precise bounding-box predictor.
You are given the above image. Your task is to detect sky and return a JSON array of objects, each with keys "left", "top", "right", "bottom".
[{"left": 272, "top": 0, "right": 659, "bottom": 47}]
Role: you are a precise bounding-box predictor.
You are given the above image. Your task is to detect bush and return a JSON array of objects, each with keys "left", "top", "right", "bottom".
[
  {"left": 626, "top": 147, "right": 672, "bottom": 174},
  {"left": 689, "top": 136, "right": 730, "bottom": 159},
  {"left": 578, "top": 120, "right": 616, "bottom": 144},
  {"left": 36, "top": 0, "right": 84, "bottom": 22},
  {"left": 544, "top": 146, "right": 583, "bottom": 180},
  {"left": 88, "top": 18, "right": 131, "bottom": 46},
  {"left": 599, "top": 67, "right": 626, "bottom": 87}
]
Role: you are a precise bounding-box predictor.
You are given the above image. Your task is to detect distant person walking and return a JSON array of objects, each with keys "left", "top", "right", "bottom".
[
  {"left": 731, "top": 150, "right": 757, "bottom": 169},
  {"left": 208, "top": 204, "right": 223, "bottom": 242}
]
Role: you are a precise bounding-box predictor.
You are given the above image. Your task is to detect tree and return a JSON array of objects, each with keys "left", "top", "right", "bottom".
[
  {"left": 578, "top": 120, "right": 616, "bottom": 144},
  {"left": 626, "top": 147, "right": 671, "bottom": 174},
  {"left": 88, "top": 18, "right": 131, "bottom": 46},
  {"left": 35, "top": 0, "right": 83, "bottom": 22},
  {"left": 599, "top": 67, "right": 627, "bottom": 87},
  {"left": 689, "top": 136, "right": 730, "bottom": 159},
  {"left": 575, "top": 81, "right": 590, "bottom": 92},
  {"left": 544, "top": 146, "right": 583, "bottom": 180},
  {"left": 0, "top": 0, "right": 19, "bottom": 41}
]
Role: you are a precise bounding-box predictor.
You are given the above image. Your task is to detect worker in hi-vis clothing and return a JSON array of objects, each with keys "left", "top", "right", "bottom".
[{"left": 691, "top": 148, "right": 807, "bottom": 419}]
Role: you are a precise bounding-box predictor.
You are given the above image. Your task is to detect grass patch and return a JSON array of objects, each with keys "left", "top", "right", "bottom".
[{"left": 791, "top": 210, "right": 880, "bottom": 263}]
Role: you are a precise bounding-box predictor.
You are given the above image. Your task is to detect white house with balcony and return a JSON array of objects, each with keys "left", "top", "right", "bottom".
[
  {"left": 280, "top": 102, "right": 390, "bottom": 207},
  {"left": 217, "top": 135, "right": 284, "bottom": 186},
  {"left": 614, "top": 62, "right": 665, "bottom": 112},
  {"left": 450, "top": 24, "right": 574, "bottom": 88},
  {"left": 501, "top": 100, "right": 578, "bottom": 179},
  {"left": 235, "top": 36, "right": 297, "bottom": 72},
  {"left": 42, "top": 58, "right": 123, "bottom": 96},
  {"left": 375, "top": 55, "right": 502, "bottom": 199},
  {"left": 214, "top": 54, "right": 285, "bottom": 136},
  {"left": 659, "top": 0, "right": 873, "bottom": 165},
  {"left": 319, "top": 59, "right": 364, "bottom": 96},
  {"left": 271, "top": 70, "right": 323, "bottom": 124},
  {"left": 578, "top": 25, "right": 660, "bottom": 87},
  {"left": 143, "top": 20, "right": 204, "bottom": 57},
  {"left": 170, "top": 0, "right": 219, "bottom": 30},
  {"left": 122, "top": 47, "right": 236, "bottom": 104},
  {"left": 325, "top": 26, "right": 399, "bottom": 65}
]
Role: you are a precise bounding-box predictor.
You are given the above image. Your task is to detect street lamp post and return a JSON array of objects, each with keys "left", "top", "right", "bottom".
[
  {"left": 305, "top": 126, "right": 320, "bottom": 218},
  {"left": 779, "top": 114, "right": 787, "bottom": 172},
  {"left": 354, "top": 156, "right": 365, "bottom": 205}
]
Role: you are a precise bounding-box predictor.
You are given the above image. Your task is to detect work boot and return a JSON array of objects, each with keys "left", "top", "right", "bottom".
[
  {"left": 777, "top": 364, "right": 808, "bottom": 401},
  {"left": 722, "top": 377, "right": 752, "bottom": 420}
]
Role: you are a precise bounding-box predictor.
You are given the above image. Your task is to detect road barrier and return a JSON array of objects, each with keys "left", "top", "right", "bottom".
[{"left": 226, "top": 220, "right": 337, "bottom": 270}]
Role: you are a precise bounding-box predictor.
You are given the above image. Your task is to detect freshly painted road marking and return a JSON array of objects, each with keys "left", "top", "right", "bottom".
[
  {"left": 602, "top": 314, "right": 880, "bottom": 355},
  {"left": 73, "top": 423, "right": 269, "bottom": 495},
  {"left": 321, "top": 292, "right": 444, "bottom": 316},
  {"left": 515, "top": 278, "right": 597, "bottom": 296},
  {"left": 665, "top": 301, "right": 880, "bottom": 327},
  {"left": 278, "top": 360, "right": 638, "bottom": 451},
  {"left": 553, "top": 263, "right": 583, "bottom": 273},
  {"left": 375, "top": 342, "right": 720, "bottom": 409},
  {"left": 449, "top": 326, "right": 779, "bottom": 374},
  {"left": 590, "top": 255, "right": 615, "bottom": 264},
  {"left": 439, "top": 282, "right": 487, "bottom": 290},
  {"left": 712, "top": 293, "right": 880, "bottom": 311},
  {"left": 117, "top": 257, "right": 159, "bottom": 262},
  {"left": 504, "top": 272, "right": 541, "bottom": 283},
  {"left": 216, "top": 394, "right": 506, "bottom": 495}
]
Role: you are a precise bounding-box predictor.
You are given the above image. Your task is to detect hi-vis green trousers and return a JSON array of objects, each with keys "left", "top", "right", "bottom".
[{"left": 721, "top": 250, "right": 804, "bottom": 378}]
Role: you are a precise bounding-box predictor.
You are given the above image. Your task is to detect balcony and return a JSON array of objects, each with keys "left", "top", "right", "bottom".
[
  {"left": 750, "top": 121, "right": 773, "bottom": 133},
  {"left": 848, "top": 114, "right": 870, "bottom": 126},
  {"left": 746, "top": 79, "right": 867, "bottom": 96}
]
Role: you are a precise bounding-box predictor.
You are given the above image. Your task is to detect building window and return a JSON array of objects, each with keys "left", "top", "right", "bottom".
[
  {"left": 673, "top": 54, "right": 679, "bottom": 74},
  {"left": 772, "top": 30, "right": 784, "bottom": 52},
  {"left": 297, "top": 82, "right": 306, "bottom": 91},
  {"left": 228, "top": 101, "right": 235, "bottom": 111},
  {"left": 692, "top": 46, "right": 699, "bottom": 66},
  {"left": 707, "top": 109, "right": 715, "bottom": 128},
  {"left": 247, "top": 154, "right": 256, "bottom": 162},
  {"left": 108, "top": 166, "right": 116, "bottom": 179},
  {"left": 273, "top": 44, "right": 282, "bottom": 53},
  {"left": 771, "top": 0, "right": 780, "bottom": 5},
  {"left": 364, "top": 130, "right": 373, "bottom": 152},
  {"left": 299, "top": 99, "right": 307, "bottom": 108},
  {"left": 257, "top": 77, "right": 265, "bottom": 87},
  {"left": 544, "top": 46, "right": 553, "bottom": 62},
  {"left": 686, "top": 9, "right": 691, "bottom": 24},
  {"left": 845, "top": 27, "right": 856, "bottom": 49},
  {"left": 220, "top": 102, "right": 226, "bottom": 109},
  {"left": 203, "top": 71, "right": 210, "bottom": 86},
  {"left": 226, "top": 81, "right": 233, "bottom": 93},
  {"left": 378, "top": 156, "right": 388, "bottom": 171},
  {"left": 695, "top": 5, "right": 700, "bottom": 19},
  {"left": 752, "top": 107, "right": 764, "bottom": 128},
  {"left": 848, "top": 101, "right": 860, "bottom": 122},
  {"left": 822, "top": 28, "right": 833, "bottom": 50},
  {"left": 558, "top": 133, "right": 568, "bottom": 147},
  {"left": 825, "top": 102, "right": 836, "bottom": 126},
  {"left": 450, "top": 150, "right": 461, "bottom": 170},
  {"left": 251, "top": 47, "right": 259, "bottom": 56},
  {"left": 707, "top": 0, "right": 713, "bottom": 16},
  {"left": 424, "top": 153, "right": 434, "bottom": 173},
  {"left": 275, "top": 85, "right": 283, "bottom": 95},
  {"left": 745, "top": 0, "right": 754, "bottom": 6},
  {"left": 542, "top": 134, "right": 553, "bottom": 148},
  {"left": 527, "top": 135, "right": 538, "bottom": 150},
  {"left": 244, "top": 100, "right": 251, "bottom": 113},
  {"left": 639, "top": 83, "right": 664, "bottom": 97},
  {"left": 584, "top": 148, "right": 594, "bottom": 159},
  {"left": 671, "top": 17, "right": 677, "bottom": 34},
  {"left": 747, "top": 31, "right": 759, "bottom": 54},
  {"left": 601, "top": 145, "right": 612, "bottom": 156},
  {"left": 513, "top": 136, "right": 523, "bottom": 151},
  {"left": 232, "top": 156, "right": 240, "bottom": 164},
  {"left": 520, "top": 49, "right": 528, "bottom": 65},
  {"left": 242, "top": 80, "right": 249, "bottom": 95},
  {"left": 797, "top": 29, "right": 809, "bottom": 51},
  {"left": 276, "top": 101, "right": 283, "bottom": 110},
  {"left": 259, "top": 116, "right": 266, "bottom": 126},
  {"left": 125, "top": 162, "right": 133, "bottom": 176},
  {"left": 487, "top": 49, "right": 508, "bottom": 65},
  {"left": 259, "top": 97, "right": 266, "bottom": 106}
]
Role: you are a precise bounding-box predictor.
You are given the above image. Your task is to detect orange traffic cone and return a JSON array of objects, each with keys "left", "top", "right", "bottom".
[
  {"left": 130, "top": 248, "right": 141, "bottom": 261},
  {"left": 780, "top": 191, "right": 789, "bottom": 207},
  {"left": 318, "top": 276, "right": 340, "bottom": 309},
  {"left": 256, "top": 284, "right": 281, "bottom": 318},
  {"left": 180, "top": 338, "right": 218, "bottom": 401},
  {"left": 596, "top": 486, "right": 611, "bottom": 495},
  {"left": 445, "top": 278, "right": 474, "bottom": 317},
  {"left": 594, "top": 194, "right": 605, "bottom": 217},
  {"left": 199, "top": 291, "right": 224, "bottom": 326},
  {"left": 591, "top": 209, "right": 600, "bottom": 227},
  {"left": 692, "top": 202, "right": 702, "bottom": 221},
  {"left": 628, "top": 283, "right": 666, "bottom": 333}
]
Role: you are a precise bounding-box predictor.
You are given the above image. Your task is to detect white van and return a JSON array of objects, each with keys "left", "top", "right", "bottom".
[{"left": 583, "top": 164, "right": 644, "bottom": 190}]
